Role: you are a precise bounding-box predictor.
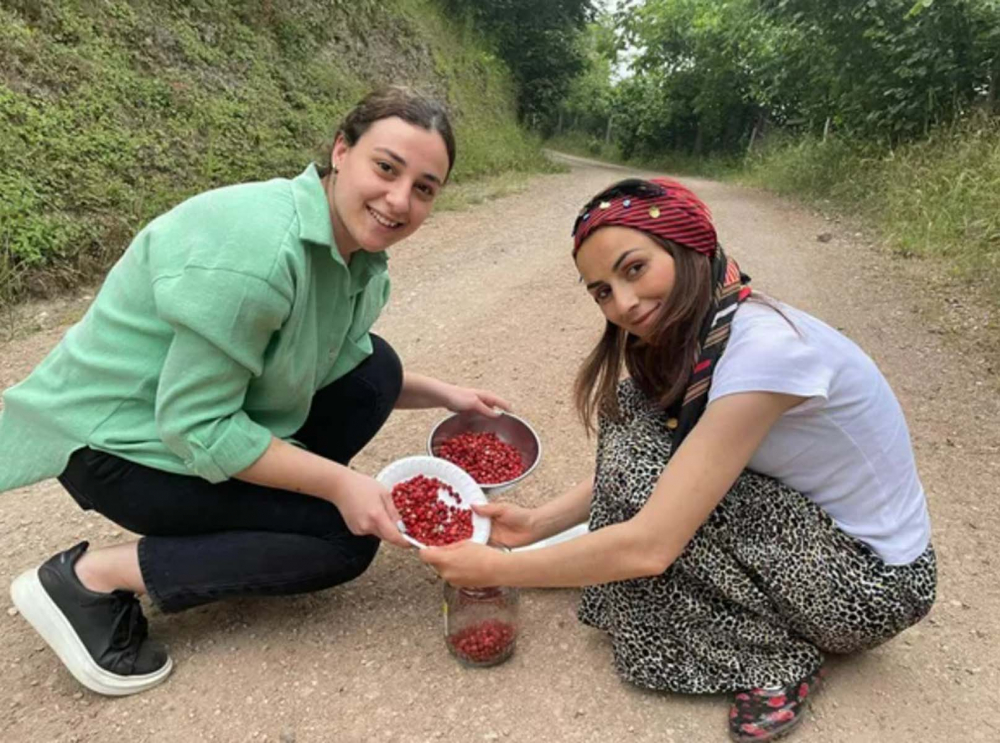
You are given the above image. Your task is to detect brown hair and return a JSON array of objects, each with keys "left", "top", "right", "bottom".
[
  {"left": 573, "top": 236, "right": 714, "bottom": 433},
  {"left": 322, "top": 86, "right": 456, "bottom": 179}
]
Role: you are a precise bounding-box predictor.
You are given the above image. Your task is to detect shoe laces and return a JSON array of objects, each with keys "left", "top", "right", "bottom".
[
  {"left": 109, "top": 591, "right": 147, "bottom": 647},
  {"left": 101, "top": 591, "right": 148, "bottom": 667}
]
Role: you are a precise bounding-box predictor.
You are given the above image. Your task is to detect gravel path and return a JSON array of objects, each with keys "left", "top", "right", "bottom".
[{"left": 1, "top": 153, "right": 997, "bottom": 742}]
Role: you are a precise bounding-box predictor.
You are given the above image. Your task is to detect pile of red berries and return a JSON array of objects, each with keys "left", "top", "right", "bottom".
[
  {"left": 435, "top": 432, "right": 525, "bottom": 484},
  {"left": 447, "top": 619, "right": 516, "bottom": 666},
  {"left": 391, "top": 475, "right": 473, "bottom": 546}
]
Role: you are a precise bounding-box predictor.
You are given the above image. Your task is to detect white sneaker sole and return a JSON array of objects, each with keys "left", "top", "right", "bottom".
[{"left": 10, "top": 567, "right": 173, "bottom": 696}]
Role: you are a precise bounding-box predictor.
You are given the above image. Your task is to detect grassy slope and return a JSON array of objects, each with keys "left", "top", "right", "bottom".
[
  {"left": 742, "top": 117, "right": 1000, "bottom": 283},
  {"left": 0, "top": 0, "right": 550, "bottom": 304}
]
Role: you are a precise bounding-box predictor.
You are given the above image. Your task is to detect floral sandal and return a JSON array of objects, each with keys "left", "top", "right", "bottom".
[{"left": 728, "top": 666, "right": 826, "bottom": 742}]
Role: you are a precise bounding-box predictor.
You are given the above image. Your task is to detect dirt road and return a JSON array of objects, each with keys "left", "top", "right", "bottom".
[{"left": 2, "top": 154, "right": 998, "bottom": 742}]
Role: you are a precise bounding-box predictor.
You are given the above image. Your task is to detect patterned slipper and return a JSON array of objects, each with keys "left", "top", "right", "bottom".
[{"left": 728, "top": 666, "right": 825, "bottom": 742}]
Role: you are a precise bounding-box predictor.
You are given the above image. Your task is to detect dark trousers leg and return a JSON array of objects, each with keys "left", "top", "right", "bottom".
[{"left": 57, "top": 335, "right": 403, "bottom": 613}]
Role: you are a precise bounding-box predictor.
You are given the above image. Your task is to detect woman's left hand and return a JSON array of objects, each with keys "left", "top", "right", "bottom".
[
  {"left": 442, "top": 384, "right": 512, "bottom": 419},
  {"left": 420, "top": 540, "right": 503, "bottom": 587}
]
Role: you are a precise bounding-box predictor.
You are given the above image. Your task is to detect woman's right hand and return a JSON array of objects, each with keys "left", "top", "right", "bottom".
[
  {"left": 329, "top": 469, "right": 410, "bottom": 548},
  {"left": 472, "top": 502, "right": 538, "bottom": 548}
]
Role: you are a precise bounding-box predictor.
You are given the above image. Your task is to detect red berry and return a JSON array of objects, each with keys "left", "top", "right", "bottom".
[
  {"left": 391, "top": 476, "right": 473, "bottom": 546},
  {"left": 434, "top": 432, "right": 525, "bottom": 485},
  {"left": 447, "top": 620, "right": 516, "bottom": 665}
]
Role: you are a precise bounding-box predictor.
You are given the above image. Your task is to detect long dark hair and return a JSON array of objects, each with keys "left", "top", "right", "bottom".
[
  {"left": 574, "top": 235, "right": 714, "bottom": 433},
  {"left": 319, "top": 86, "right": 457, "bottom": 179}
]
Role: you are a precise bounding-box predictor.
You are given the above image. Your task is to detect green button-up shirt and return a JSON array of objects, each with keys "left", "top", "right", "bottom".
[{"left": 0, "top": 164, "right": 389, "bottom": 490}]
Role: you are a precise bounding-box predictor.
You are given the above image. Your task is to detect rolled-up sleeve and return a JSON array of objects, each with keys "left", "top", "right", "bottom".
[{"left": 152, "top": 267, "right": 291, "bottom": 482}]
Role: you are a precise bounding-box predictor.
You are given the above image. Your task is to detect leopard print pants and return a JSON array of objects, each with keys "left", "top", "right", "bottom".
[{"left": 577, "top": 378, "right": 937, "bottom": 694}]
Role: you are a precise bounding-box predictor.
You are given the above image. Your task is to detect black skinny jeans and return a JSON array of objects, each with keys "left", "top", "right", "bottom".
[{"left": 57, "top": 334, "right": 403, "bottom": 613}]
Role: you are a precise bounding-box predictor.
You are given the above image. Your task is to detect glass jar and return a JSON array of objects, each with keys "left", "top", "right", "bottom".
[{"left": 443, "top": 582, "right": 519, "bottom": 668}]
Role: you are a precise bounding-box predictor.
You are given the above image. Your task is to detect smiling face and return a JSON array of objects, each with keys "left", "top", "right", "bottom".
[
  {"left": 575, "top": 225, "right": 678, "bottom": 339},
  {"left": 328, "top": 116, "right": 450, "bottom": 258}
]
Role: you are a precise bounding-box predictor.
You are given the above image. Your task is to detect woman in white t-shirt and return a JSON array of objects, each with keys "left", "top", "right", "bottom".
[{"left": 421, "top": 177, "right": 936, "bottom": 743}]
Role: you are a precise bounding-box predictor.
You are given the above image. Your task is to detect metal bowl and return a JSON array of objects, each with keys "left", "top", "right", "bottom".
[{"left": 427, "top": 411, "right": 542, "bottom": 495}]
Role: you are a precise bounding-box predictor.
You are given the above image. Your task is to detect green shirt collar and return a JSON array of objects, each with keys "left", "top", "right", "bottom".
[{"left": 291, "top": 163, "right": 389, "bottom": 291}]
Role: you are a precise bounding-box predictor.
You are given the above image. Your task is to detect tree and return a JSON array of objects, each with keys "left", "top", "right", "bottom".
[
  {"left": 612, "top": 0, "right": 762, "bottom": 155},
  {"left": 568, "top": 0, "right": 1000, "bottom": 156},
  {"left": 758, "top": 0, "right": 1000, "bottom": 139},
  {"left": 440, "top": 0, "right": 597, "bottom": 125},
  {"left": 559, "top": 11, "right": 619, "bottom": 140}
]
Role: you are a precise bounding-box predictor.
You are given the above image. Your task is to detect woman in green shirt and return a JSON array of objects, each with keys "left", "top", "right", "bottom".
[{"left": 3, "top": 86, "right": 507, "bottom": 696}]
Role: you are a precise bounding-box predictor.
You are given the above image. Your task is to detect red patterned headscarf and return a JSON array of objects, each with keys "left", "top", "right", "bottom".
[
  {"left": 571, "top": 177, "right": 752, "bottom": 449},
  {"left": 572, "top": 177, "right": 717, "bottom": 258}
]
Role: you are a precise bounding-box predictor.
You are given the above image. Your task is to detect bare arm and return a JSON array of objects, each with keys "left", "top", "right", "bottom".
[
  {"left": 235, "top": 437, "right": 409, "bottom": 547},
  {"left": 422, "top": 391, "right": 805, "bottom": 586},
  {"left": 233, "top": 370, "right": 515, "bottom": 549},
  {"left": 397, "top": 371, "right": 511, "bottom": 417},
  {"left": 474, "top": 476, "right": 593, "bottom": 548},
  {"left": 529, "top": 477, "right": 594, "bottom": 540}
]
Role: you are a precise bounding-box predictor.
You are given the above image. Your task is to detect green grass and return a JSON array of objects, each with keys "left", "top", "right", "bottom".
[
  {"left": 742, "top": 114, "right": 1000, "bottom": 295},
  {"left": 0, "top": 0, "right": 550, "bottom": 310}
]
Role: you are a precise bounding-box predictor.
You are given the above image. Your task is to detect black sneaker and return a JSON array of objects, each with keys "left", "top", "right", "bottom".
[{"left": 10, "top": 541, "right": 172, "bottom": 695}]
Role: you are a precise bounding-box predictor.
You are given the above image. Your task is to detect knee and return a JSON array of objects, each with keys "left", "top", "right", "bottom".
[
  {"left": 340, "top": 534, "right": 381, "bottom": 582},
  {"left": 368, "top": 334, "right": 403, "bottom": 407}
]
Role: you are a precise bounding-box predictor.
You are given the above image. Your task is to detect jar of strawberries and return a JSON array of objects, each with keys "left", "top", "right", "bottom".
[{"left": 443, "top": 581, "right": 519, "bottom": 668}]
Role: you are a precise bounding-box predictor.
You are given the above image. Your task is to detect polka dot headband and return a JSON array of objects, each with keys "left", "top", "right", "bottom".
[{"left": 571, "top": 177, "right": 718, "bottom": 258}]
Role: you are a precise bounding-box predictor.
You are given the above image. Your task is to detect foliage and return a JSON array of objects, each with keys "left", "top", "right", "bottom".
[
  {"left": 590, "top": 0, "right": 1000, "bottom": 157},
  {"left": 617, "top": 0, "right": 766, "bottom": 156},
  {"left": 744, "top": 113, "right": 1000, "bottom": 290},
  {"left": 0, "top": 0, "right": 547, "bottom": 304},
  {"left": 440, "top": 0, "right": 596, "bottom": 126},
  {"left": 557, "top": 13, "right": 619, "bottom": 138},
  {"left": 758, "top": 0, "right": 1000, "bottom": 140}
]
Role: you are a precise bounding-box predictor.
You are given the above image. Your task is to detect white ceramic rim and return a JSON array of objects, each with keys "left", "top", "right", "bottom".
[{"left": 375, "top": 455, "right": 491, "bottom": 547}]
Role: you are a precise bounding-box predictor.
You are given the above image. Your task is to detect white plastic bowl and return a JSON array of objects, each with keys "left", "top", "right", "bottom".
[{"left": 375, "top": 455, "right": 491, "bottom": 547}]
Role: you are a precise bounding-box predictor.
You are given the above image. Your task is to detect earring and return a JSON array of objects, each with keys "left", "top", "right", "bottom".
[{"left": 332, "top": 165, "right": 339, "bottom": 175}]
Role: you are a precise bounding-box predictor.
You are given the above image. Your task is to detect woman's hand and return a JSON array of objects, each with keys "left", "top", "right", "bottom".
[
  {"left": 397, "top": 373, "right": 512, "bottom": 418},
  {"left": 472, "top": 502, "right": 538, "bottom": 548},
  {"left": 441, "top": 384, "right": 512, "bottom": 419},
  {"left": 328, "top": 468, "right": 410, "bottom": 548},
  {"left": 420, "top": 540, "right": 503, "bottom": 587}
]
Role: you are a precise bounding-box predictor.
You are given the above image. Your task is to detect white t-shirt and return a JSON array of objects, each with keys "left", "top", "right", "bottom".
[{"left": 707, "top": 301, "right": 931, "bottom": 565}]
